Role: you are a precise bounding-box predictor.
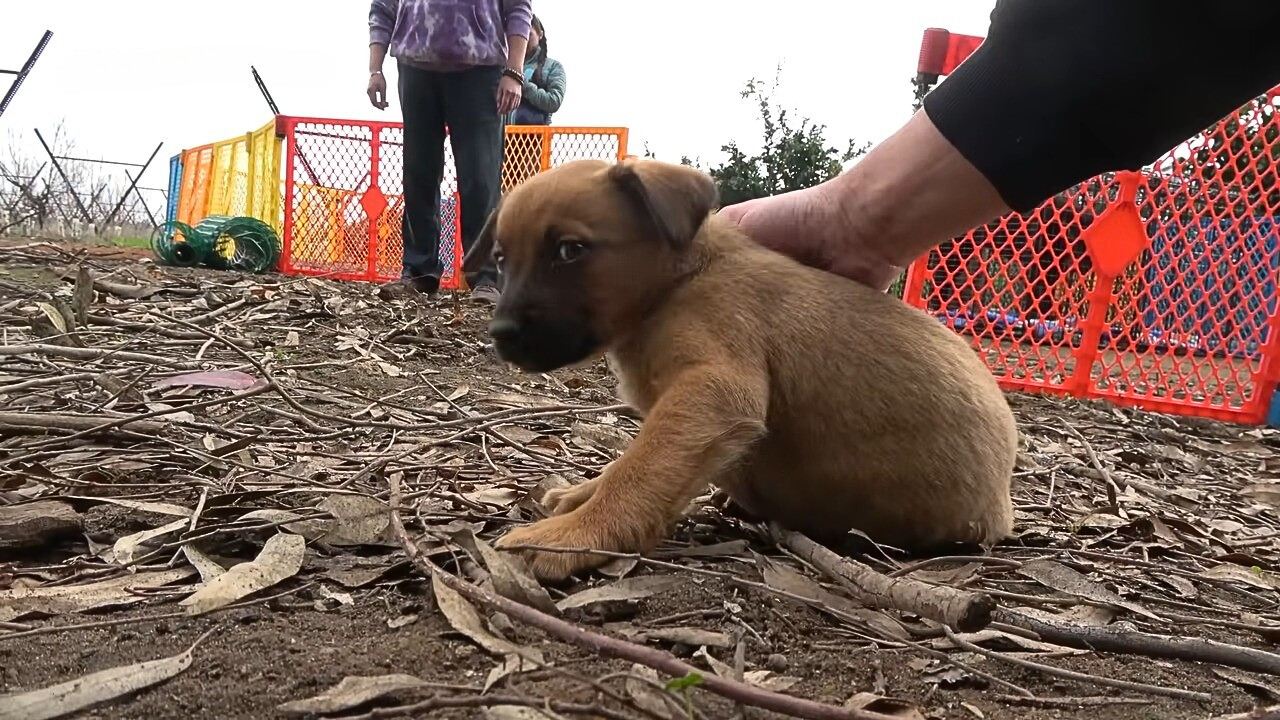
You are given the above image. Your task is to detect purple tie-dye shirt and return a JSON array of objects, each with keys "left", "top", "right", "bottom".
[{"left": 369, "top": 0, "right": 533, "bottom": 71}]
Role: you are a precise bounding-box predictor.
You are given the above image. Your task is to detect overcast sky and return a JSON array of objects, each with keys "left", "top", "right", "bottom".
[{"left": 1, "top": 1, "right": 995, "bottom": 207}]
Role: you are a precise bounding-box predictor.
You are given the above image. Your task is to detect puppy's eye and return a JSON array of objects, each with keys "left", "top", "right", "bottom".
[{"left": 554, "top": 239, "right": 589, "bottom": 264}]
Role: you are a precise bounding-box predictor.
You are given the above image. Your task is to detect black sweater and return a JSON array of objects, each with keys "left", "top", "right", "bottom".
[{"left": 923, "top": 0, "right": 1280, "bottom": 213}]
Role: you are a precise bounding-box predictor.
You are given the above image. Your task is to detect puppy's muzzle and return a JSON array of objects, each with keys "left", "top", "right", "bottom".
[{"left": 487, "top": 313, "right": 598, "bottom": 373}]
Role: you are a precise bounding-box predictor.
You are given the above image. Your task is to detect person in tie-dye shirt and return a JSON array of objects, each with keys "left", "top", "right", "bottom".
[{"left": 368, "top": 0, "right": 533, "bottom": 304}]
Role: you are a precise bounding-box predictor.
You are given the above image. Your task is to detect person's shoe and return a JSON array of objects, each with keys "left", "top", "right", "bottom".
[{"left": 470, "top": 283, "right": 501, "bottom": 304}]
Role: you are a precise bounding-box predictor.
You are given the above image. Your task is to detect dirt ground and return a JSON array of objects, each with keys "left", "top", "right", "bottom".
[{"left": 2, "top": 236, "right": 1280, "bottom": 720}]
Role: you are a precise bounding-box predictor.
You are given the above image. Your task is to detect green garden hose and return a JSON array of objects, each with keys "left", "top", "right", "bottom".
[
  {"left": 150, "top": 220, "right": 209, "bottom": 267},
  {"left": 151, "top": 215, "right": 282, "bottom": 274}
]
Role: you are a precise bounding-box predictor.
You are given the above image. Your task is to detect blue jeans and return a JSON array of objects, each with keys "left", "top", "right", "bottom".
[{"left": 397, "top": 63, "right": 502, "bottom": 289}]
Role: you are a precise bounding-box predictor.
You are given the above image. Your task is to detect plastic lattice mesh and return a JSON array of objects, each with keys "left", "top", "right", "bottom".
[
  {"left": 280, "top": 121, "right": 629, "bottom": 284},
  {"left": 904, "top": 91, "right": 1280, "bottom": 423}
]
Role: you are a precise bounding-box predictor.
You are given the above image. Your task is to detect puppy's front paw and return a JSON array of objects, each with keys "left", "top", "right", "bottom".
[
  {"left": 496, "top": 510, "right": 652, "bottom": 583},
  {"left": 541, "top": 478, "right": 600, "bottom": 516}
]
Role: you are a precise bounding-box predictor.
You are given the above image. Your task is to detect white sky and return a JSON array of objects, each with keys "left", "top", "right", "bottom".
[{"left": 1, "top": 1, "right": 995, "bottom": 207}]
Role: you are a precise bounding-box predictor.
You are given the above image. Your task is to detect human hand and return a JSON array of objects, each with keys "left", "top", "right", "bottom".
[
  {"left": 497, "top": 74, "right": 523, "bottom": 114},
  {"left": 718, "top": 183, "right": 902, "bottom": 292},
  {"left": 367, "top": 71, "right": 389, "bottom": 110}
]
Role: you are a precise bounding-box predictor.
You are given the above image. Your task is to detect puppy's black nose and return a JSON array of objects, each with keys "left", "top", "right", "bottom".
[{"left": 489, "top": 317, "right": 522, "bottom": 343}]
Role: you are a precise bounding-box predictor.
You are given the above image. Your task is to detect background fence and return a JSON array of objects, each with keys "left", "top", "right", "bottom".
[
  {"left": 901, "top": 89, "right": 1280, "bottom": 425},
  {"left": 166, "top": 117, "right": 629, "bottom": 290}
]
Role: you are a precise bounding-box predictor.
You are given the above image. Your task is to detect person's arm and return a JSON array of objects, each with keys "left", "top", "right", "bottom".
[
  {"left": 924, "top": 0, "right": 1280, "bottom": 214},
  {"left": 720, "top": 0, "right": 1280, "bottom": 291},
  {"left": 523, "top": 61, "right": 566, "bottom": 114},
  {"left": 502, "top": 0, "right": 532, "bottom": 75},
  {"left": 366, "top": 0, "right": 397, "bottom": 110},
  {"left": 495, "top": 0, "right": 531, "bottom": 114}
]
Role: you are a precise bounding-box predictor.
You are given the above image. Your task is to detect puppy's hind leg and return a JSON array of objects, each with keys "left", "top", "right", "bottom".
[{"left": 496, "top": 365, "right": 769, "bottom": 581}]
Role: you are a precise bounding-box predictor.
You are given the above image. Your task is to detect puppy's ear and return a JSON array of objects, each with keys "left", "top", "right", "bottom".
[
  {"left": 607, "top": 159, "right": 719, "bottom": 247},
  {"left": 461, "top": 202, "right": 501, "bottom": 275}
]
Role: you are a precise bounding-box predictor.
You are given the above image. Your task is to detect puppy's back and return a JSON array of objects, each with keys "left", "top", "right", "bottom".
[{"left": 677, "top": 219, "right": 1017, "bottom": 548}]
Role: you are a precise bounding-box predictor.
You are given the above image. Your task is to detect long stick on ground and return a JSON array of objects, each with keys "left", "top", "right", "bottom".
[
  {"left": 772, "top": 525, "right": 995, "bottom": 632},
  {"left": 996, "top": 608, "right": 1280, "bottom": 677},
  {"left": 387, "top": 476, "right": 897, "bottom": 720},
  {"left": 774, "top": 526, "right": 1280, "bottom": 677}
]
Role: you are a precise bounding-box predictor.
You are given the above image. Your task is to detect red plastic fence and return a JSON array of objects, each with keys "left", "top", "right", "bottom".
[
  {"left": 278, "top": 117, "right": 628, "bottom": 288},
  {"left": 902, "top": 89, "right": 1280, "bottom": 424}
]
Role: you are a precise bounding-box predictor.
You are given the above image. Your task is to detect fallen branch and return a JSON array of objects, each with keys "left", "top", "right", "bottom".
[
  {"left": 387, "top": 477, "right": 896, "bottom": 720},
  {"left": 771, "top": 525, "right": 995, "bottom": 632},
  {"left": 0, "top": 343, "right": 197, "bottom": 369},
  {"left": 1203, "top": 705, "right": 1280, "bottom": 720},
  {"left": 942, "top": 626, "right": 1210, "bottom": 702},
  {"left": 997, "top": 608, "right": 1280, "bottom": 676},
  {"left": 0, "top": 411, "right": 167, "bottom": 436}
]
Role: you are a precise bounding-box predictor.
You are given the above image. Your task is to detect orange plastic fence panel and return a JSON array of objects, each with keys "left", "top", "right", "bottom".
[
  {"left": 178, "top": 146, "right": 214, "bottom": 226},
  {"left": 903, "top": 92, "right": 1280, "bottom": 424},
  {"left": 278, "top": 116, "right": 630, "bottom": 284}
]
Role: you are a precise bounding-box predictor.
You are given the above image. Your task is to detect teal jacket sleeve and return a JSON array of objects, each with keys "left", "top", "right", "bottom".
[{"left": 522, "top": 58, "right": 566, "bottom": 115}]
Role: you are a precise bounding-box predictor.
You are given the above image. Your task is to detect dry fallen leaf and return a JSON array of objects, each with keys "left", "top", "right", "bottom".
[
  {"left": 431, "top": 573, "right": 544, "bottom": 664},
  {"left": 0, "top": 568, "right": 195, "bottom": 623},
  {"left": 624, "top": 664, "right": 678, "bottom": 718},
  {"left": 635, "top": 626, "right": 733, "bottom": 649},
  {"left": 316, "top": 494, "right": 394, "bottom": 546},
  {"left": 277, "top": 674, "right": 429, "bottom": 715},
  {"left": 181, "top": 546, "right": 227, "bottom": 584},
  {"left": 0, "top": 631, "right": 206, "bottom": 720},
  {"left": 485, "top": 707, "right": 565, "bottom": 720},
  {"left": 556, "top": 575, "right": 685, "bottom": 611},
  {"left": 180, "top": 532, "right": 306, "bottom": 615},
  {"left": 0, "top": 501, "right": 82, "bottom": 551},
  {"left": 112, "top": 518, "right": 188, "bottom": 566},
  {"left": 1202, "top": 563, "right": 1280, "bottom": 591},
  {"left": 843, "top": 692, "right": 927, "bottom": 720},
  {"left": 469, "top": 535, "right": 559, "bottom": 616},
  {"left": 1018, "top": 559, "right": 1160, "bottom": 620},
  {"left": 152, "top": 370, "right": 259, "bottom": 391}
]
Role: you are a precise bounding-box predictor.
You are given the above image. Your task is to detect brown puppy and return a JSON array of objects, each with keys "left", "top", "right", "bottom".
[{"left": 463, "top": 158, "right": 1018, "bottom": 582}]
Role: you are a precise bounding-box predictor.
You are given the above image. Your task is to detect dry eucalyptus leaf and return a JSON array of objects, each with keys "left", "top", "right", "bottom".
[
  {"left": 277, "top": 674, "right": 429, "bottom": 716},
  {"left": 64, "top": 496, "right": 192, "bottom": 518},
  {"left": 637, "top": 626, "right": 732, "bottom": 648},
  {"left": 743, "top": 670, "right": 802, "bottom": 693},
  {"left": 1202, "top": 563, "right": 1280, "bottom": 591},
  {"left": 1018, "top": 559, "right": 1160, "bottom": 619},
  {"left": 1241, "top": 484, "right": 1280, "bottom": 508},
  {"left": 152, "top": 370, "right": 259, "bottom": 391},
  {"left": 240, "top": 508, "right": 331, "bottom": 540},
  {"left": 180, "top": 532, "right": 306, "bottom": 615},
  {"left": 112, "top": 518, "right": 188, "bottom": 566},
  {"left": 693, "top": 646, "right": 736, "bottom": 679},
  {"left": 570, "top": 421, "right": 633, "bottom": 453},
  {"left": 484, "top": 653, "right": 538, "bottom": 693},
  {"left": 556, "top": 575, "right": 685, "bottom": 611},
  {"left": 431, "top": 573, "right": 543, "bottom": 663},
  {"left": 485, "top": 707, "right": 565, "bottom": 720},
  {"left": 462, "top": 487, "right": 524, "bottom": 509},
  {"left": 624, "top": 664, "right": 677, "bottom": 718},
  {"left": 0, "top": 633, "right": 201, "bottom": 720},
  {"left": 471, "top": 535, "right": 559, "bottom": 615},
  {"left": 843, "top": 692, "right": 927, "bottom": 720},
  {"left": 493, "top": 424, "right": 541, "bottom": 445},
  {"left": 757, "top": 556, "right": 908, "bottom": 640},
  {"left": 316, "top": 494, "right": 393, "bottom": 546},
  {"left": 0, "top": 568, "right": 194, "bottom": 623},
  {"left": 182, "top": 546, "right": 227, "bottom": 584}
]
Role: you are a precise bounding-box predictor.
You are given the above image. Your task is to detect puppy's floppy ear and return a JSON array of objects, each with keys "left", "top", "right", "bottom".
[
  {"left": 461, "top": 201, "right": 501, "bottom": 275},
  {"left": 607, "top": 158, "right": 719, "bottom": 247}
]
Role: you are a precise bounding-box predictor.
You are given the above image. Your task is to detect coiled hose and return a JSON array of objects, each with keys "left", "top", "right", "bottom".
[{"left": 151, "top": 215, "right": 282, "bottom": 274}]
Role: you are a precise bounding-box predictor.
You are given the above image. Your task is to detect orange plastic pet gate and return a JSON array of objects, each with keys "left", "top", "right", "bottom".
[
  {"left": 902, "top": 90, "right": 1280, "bottom": 424},
  {"left": 279, "top": 117, "right": 629, "bottom": 288}
]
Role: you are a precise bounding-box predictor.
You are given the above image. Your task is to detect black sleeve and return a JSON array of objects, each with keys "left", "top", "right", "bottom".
[{"left": 923, "top": 0, "right": 1280, "bottom": 213}]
